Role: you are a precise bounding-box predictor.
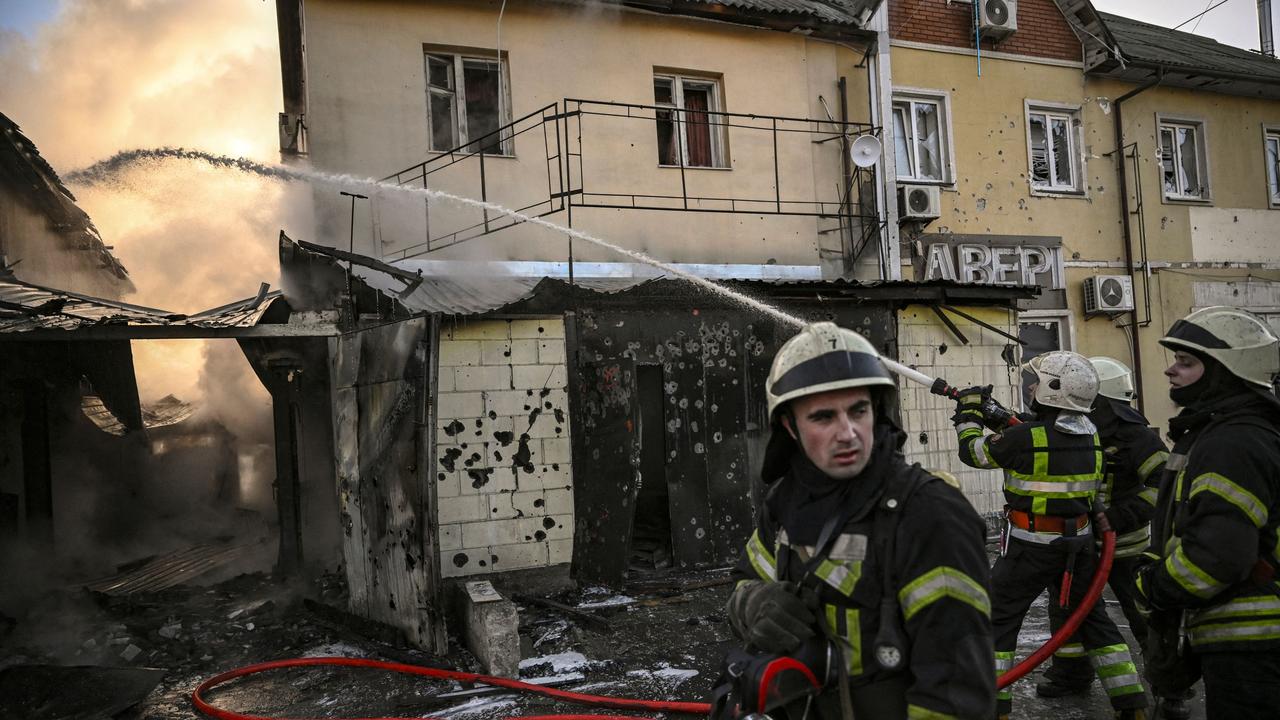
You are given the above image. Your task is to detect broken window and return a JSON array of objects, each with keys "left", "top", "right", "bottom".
[
  {"left": 425, "top": 51, "right": 512, "bottom": 155},
  {"left": 1158, "top": 120, "right": 1208, "bottom": 201},
  {"left": 892, "top": 94, "right": 950, "bottom": 182},
  {"left": 1027, "top": 106, "right": 1080, "bottom": 192},
  {"left": 1266, "top": 132, "right": 1280, "bottom": 206},
  {"left": 653, "top": 73, "right": 727, "bottom": 168}
]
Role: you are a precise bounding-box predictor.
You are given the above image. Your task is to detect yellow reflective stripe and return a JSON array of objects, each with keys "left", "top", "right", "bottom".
[
  {"left": 1031, "top": 426, "right": 1049, "bottom": 476},
  {"left": 745, "top": 530, "right": 776, "bottom": 581},
  {"left": 1190, "top": 472, "right": 1269, "bottom": 528},
  {"left": 1055, "top": 642, "right": 1086, "bottom": 658},
  {"left": 897, "top": 566, "right": 991, "bottom": 621},
  {"left": 1189, "top": 595, "right": 1280, "bottom": 624},
  {"left": 907, "top": 705, "right": 958, "bottom": 720},
  {"left": 1138, "top": 487, "right": 1158, "bottom": 507},
  {"left": 1189, "top": 618, "right": 1280, "bottom": 645},
  {"left": 970, "top": 436, "right": 996, "bottom": 468},
  {"left": 995, "top": 651, "right": 1014, "bottom": 702},
  {"left": 1089, "top": 644, "right": 1144, "bottom": 696},
  {"left": 1138, "top": 450, "right": 1169, "bottom": 482},
  {"left": 825, "top": 604, "right": 863, "bottom": 676},
  {"left": 812, "top": 557, "right": 861, "bottom": 596},
  {"left": 1032, "top": 495, "right": 1048, "bottom": 514},
  {"left": 1166, "top": 543, "right": 1226, "bottom": 599}
]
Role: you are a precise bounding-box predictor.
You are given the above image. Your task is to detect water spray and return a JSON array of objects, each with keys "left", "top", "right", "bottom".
[{"left": 70, "top": 147, "right": 1109, "bottom": 703}]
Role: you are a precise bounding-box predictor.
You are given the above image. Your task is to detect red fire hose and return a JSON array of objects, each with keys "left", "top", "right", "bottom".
[
  {"left": 997, "top": 512, "right": 1117, "bottom": 689},
  {"left": 191, "top": 656, "right": 711, "bottom": 720}
]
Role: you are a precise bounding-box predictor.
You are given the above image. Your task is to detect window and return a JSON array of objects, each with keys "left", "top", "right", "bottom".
[
  {"left": 654, "top": 73, "right": 727, "bottom": 168},
  {"left": 1266, "top": 129, "right": 1280, "bottom": 207},
  {"left": 426, "top": 51, "right": 511, "bottom": 155},
  {"left": 892, "top": 92, "right": 951, "bottom": 183},
  {"left": 1026, "top": 104, "right": 1081, "bottom": 193},
  {"left": 1158, "top": 119, "right": 1209, "bottom": 201}
]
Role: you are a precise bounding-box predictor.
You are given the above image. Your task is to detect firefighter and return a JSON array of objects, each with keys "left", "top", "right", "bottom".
[
  {"left": 952, "top": 350, "right": 1147, "bottom": 719},
  {"left": 1135, "top": 307, "right": 1280, "bottom": 718},
  {"left": 724, "top": 322, "right": 994, "bottom": 719},
  {"left": 1034, "top": 357, "right": 1184, "bottom": 714}
]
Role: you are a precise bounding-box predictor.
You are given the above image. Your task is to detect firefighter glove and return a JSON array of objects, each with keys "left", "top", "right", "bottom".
[
  {"left": 727, "top": 580, "right": 817, "bottom": 654},
  {"left": 1134, "top": 552, "right": 1163, "bottom": 617},
  {"left": 951, "top": 385, "right": 993, "bottom": 427}
]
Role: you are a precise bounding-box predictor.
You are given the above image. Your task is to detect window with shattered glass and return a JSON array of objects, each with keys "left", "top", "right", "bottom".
[
  {"left": 1266, "top": 132, "right": 1280, "bottom": 206},
  {"left": 892, "top": 95, "right": 949, "bottom": 182},
  {"left": 425, "top": 51, "right": 512, "bottom": 155},
  {"left": 653, "top": 74, "right": 727, "bottom": 168},
  {"left": 1027, "top": 107, "right": 1079, "bottom": 192},
  {"left": 1158, "top": 121, "right": 1207, "bottom": 200}
]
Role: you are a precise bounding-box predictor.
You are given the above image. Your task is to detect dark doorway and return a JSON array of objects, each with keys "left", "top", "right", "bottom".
[{"left": 630, "top": 364, "right": 671, "bottom": 573}]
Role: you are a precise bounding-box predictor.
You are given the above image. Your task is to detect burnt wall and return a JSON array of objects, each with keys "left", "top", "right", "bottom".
[{"left": 567, "top": 286, "right": 894, "bottom": 581}]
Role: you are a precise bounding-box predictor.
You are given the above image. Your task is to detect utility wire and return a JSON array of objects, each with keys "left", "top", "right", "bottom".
[
  {"left": 1190, "top": 0, "right": 1216, "bottom": 32},
  {"left": 1172, "top": 0, "right": 1231, "bottom": 31}
]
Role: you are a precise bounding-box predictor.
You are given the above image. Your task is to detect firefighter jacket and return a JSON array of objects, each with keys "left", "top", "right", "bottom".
[
  {"left": 1138, "top": 392, "right": 1280, "bottom": 652},
  {"left": 735, "top": 447, "right": 995, "bottom": 720},
  {"left": 1092, "top": 398, "right": 1168, "bottom": 558},
  {"left": 955, "top": 409, "right": 1103, "bottom": 518}
]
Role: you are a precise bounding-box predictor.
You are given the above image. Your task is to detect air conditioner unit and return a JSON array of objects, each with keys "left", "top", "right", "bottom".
[
  {"left": 1083, "top": 275, "right": 1135, "bottom": 315},
  {"left": 897, "top": 184, "right": 941, "bottom": 222},
  {"left": 979, "top": 0, "right": 1017, "bottom": 39}
]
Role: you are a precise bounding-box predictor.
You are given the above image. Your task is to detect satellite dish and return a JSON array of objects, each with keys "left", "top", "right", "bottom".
[{"left": 849, "top": 134, "right": 882, "bottom": 168}]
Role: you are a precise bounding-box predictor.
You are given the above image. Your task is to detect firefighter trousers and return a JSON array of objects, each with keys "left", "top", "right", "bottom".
[
  {"left": 1043, "top": 554, "right": 1150, "bottom": 687},
  {"left": 991, "top": 538, "right": 1146, "bottom": 714}
]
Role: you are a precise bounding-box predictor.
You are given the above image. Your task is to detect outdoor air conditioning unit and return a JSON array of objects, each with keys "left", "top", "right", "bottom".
[
  {"left": 1083, "top": 275, "right": 1135, "bottom": 315},
  {"left": 897, "top": 184, "right": 941, "bottom": 222},
  {"left": 979, "top": 0, "right": 1018, "bottom": 39}
]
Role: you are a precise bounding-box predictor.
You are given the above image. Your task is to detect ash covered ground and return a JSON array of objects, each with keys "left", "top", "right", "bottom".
[{"left": 0, "top": 561, "right": 1205, "bottom": 719}]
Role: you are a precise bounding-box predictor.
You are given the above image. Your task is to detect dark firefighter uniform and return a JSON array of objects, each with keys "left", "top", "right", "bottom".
[
  {"left": 1043, "top": 396, "right": 1167, "bottom": 688},
  {"left": 735, "top": 449, "right": 994, "bottom": 719},
  {"left": 1136, "top": 391, "right": 1280, "bottom": 714},
  {"left": 954, "top": 389, "right": 1146, "bottom": 716}
]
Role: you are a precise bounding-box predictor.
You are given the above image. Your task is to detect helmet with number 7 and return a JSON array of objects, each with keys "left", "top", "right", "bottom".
[
  {"left": 1022, "top": 350, "right": 1099, "bottom": 413},
  {"left": 766, "top": 322, "right": 895, "bottom": 420},
  {"left": 1159, "top": 306, "right": 1280, "bottom": 389}
]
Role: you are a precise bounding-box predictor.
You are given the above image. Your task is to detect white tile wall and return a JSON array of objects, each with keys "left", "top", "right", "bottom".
[
  {"left": 896, "top": 305, "right": 1020, "bottom": 521},
  {"left": 436, "top": 318, "right": 575, "bottom": 578}
]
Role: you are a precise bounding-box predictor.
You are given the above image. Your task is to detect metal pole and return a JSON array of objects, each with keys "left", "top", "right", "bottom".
[{"left": 340, "top": 191, "right": 368, "bottom": 308}]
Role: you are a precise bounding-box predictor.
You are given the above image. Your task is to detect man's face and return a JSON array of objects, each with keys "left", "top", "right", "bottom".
[
  {"left": 784, "top": 386, "right": 875, "bottom": 480},
  {"left": 1165, "top": 350, "right": 1205, "bottom": 390}
]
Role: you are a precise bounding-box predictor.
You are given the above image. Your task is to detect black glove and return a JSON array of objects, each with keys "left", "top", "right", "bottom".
[
  {"left": 726, "top": 580, "right": 817, "bottom": 654},
  {"left": 1134, "top": 551, "right": 1162, "bottom": 617},
  {"left": 950, "top": 385, "right": 993, "bottom": 427}
]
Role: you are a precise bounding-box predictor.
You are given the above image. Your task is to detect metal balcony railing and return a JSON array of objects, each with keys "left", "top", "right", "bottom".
[{"left": 381, "top": 99, "right": 885, "bottom": 267}]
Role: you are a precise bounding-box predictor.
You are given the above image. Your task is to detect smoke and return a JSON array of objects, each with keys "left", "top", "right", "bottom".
[{"left": 0, "top": 0, "right": 300, "bottom": 598}]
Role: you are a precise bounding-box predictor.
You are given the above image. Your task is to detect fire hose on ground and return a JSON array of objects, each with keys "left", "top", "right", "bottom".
[{"left": 190, "top": 363, "right": 1114, "bottom": 719}]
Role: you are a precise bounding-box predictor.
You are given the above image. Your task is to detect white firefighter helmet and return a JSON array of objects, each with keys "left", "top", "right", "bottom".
[
  {"left": 1159, "top": 306, "right": 1280, "bottom": 389},
  {"left": 1088, "top": 356, "right": 1135, "bottom": 402},
  {"left": 1022, "top": 350, "right": 1099, "bottom": 413},
  {"left": 766, "top": 322, "right": 895, "bottom": 420}
]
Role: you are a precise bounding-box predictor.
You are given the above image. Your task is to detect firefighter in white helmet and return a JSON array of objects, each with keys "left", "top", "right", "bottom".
[
  {"left": 720, "top": 322, "right": 993, "bottom": 719},
  {"left": 952, "top": 350, "right": 1147, "bottom": 719},
  {"left": 1136, "top": 307, "right": 1280, "bottom": 718},
  {"left": 1036, "top": 357, "right": 1180, "bottom": 716}
]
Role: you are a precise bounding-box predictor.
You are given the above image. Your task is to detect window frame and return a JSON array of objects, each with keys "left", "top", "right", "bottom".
[
  {"left": 652, "top": 71, "right": 730, "bottom": 170},
  {"left": 891, "top": 88, "right": 956, "bottom": 185},
  {"left": 1264, "top": 124, "right": 1280, "bottom": 209},
  {"left": 1024, "top": 100, "right": 1085, "bottom": 196},
  {"left": 1156, "top": 114, "right": 1212, "bottom": 204},
  {"left": 423, "top": 46, "right": 514, "bottom": 157}
]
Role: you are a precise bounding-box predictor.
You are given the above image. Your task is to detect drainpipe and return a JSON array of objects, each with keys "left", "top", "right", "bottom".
[
  {"left": 1261, "top": 0, "right": 1276, "bottom": 57},
  {"left": 1112, "top": 69, "right": 1162, "bottom": 415}
]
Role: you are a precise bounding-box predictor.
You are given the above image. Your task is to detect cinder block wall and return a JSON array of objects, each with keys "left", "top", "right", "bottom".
[
  {"left": 895, "top": 305, "right": 1020, "bottom": 521},
  {"left": 434, "top": 318, "right": 573, "bottom": 577}
]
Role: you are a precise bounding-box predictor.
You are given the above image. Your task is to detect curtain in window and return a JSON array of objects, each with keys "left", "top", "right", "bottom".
[
  {"left": 892, "top": 106, "right": 912, "bottom": 177},
  {"left": 683, "top": 88, "right": 712, "bottom": 167},
  {"left": 1177, "top": 127, "right": 1200, "bottom": 197},
  {"left": 654, "top": 79, "right": 679, "bottom": 165},
  {"left": 914, "top": 102, "right": 941, "bottom": 180},
  {"left": 1051, "top": 117, "right": 1071, "bottom": 187},
  {"left": 1268, "top": 137, "right": 1280, "bottom": 202},
  {"left": 1028, "top": 114, "right": 1049, "bottom": 185}
]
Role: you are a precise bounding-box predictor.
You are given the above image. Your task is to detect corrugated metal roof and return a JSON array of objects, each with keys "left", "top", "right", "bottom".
[
  {"left": 84, "top": 540, "right": 265, "bottom": 596},
  {"left": 354, "top": 265, "right": 652, "bottom": 315},
  {"left": 557, "top": 0, "right": 880, "bottom": 29},
  {"left": 0, "top": 274, "right": 283, "bottom": 334},
  {"left": 82, "top": 393, "right": 195, "bottom": 436},
  {"left": 1086, "top": 12, "right": 1280, "bottom": 99},
  {"left": 708, "top": 0, "right": 869, "bottom": 24},
  {"left": 0, "top": 112, "right": 132, "bottom": 284}
]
